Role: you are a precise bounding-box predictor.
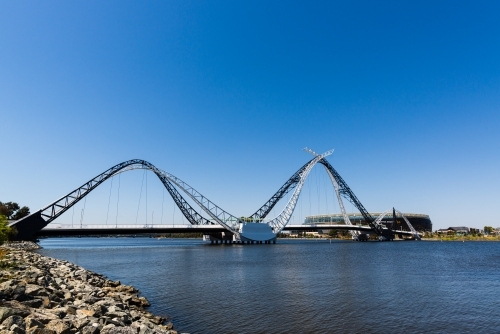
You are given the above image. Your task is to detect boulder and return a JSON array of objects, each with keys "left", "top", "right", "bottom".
[
  {"left": 71, "top": 318, "right": 89, "bottom": 330},
  {"left": 21, "top": 299, "right": 43, "bottom": 308},
  {"left": 64, "top": 307, "right": 76, "bottom": 316},
  {"left": 25, "top": 285, "right": 42, "bottom": 297},
  {"left": 100, "top": 324, "right": 116, "bottom": 334},
  {"left": 81, "top": 326, "right": 99, "bottom": 334},
  {"left": 26, "top": 328, "right": 56, "bottom": 334},
  {"left": 76, "top": 310, "right": 95, "bottom": 318},
  {"left": 108, "top": 327, "right": 136, "bottom": 334},
  {"left": 9, "top": 324, "right": 25, "bottom": 334},
  {"left": 44, "top": 320, "right": 70, "bottom": 334},
  {"left": 2, "top": 315, "right": 25, "bottom": 330},
  {"left": 24, "top": 318, "right": 44, "bottom": 330},
  {"left": 0, "top": 307, "right": 30, "bottom": 323}
]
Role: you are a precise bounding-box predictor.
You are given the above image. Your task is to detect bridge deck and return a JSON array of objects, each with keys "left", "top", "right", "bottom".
[{"left": 36, "top": 224, "right": 417, "bottom": 237}]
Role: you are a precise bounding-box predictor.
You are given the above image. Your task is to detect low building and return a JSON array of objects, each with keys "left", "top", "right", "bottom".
[
  {"left": 437, "top": 226, "right": 480, "bottom": 235},
  {"left": 304, "top": 212, "right": 432, "bottom": 232}
]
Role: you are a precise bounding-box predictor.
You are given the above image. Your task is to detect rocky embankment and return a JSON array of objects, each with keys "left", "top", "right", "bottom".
[{"left": 0, "top": 242, "right": 179, "bottom": 334}]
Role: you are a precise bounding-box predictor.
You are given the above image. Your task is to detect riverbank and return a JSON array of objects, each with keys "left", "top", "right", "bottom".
[
  {"left": 0, "top": 242, "right": 180, "bottom": 334},
  {"left": 422, "top": 235, "right": 500, "bottom": 241}
]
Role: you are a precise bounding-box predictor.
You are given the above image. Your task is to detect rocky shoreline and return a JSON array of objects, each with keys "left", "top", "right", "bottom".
[{"left": 0, "top": 242, "right": 180, "bottom": 334}]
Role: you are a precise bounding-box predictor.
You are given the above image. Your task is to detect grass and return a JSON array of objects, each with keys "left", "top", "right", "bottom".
[
  {"left": 422, "top": 234, "right": 500, "bottom": 241},
  {"left": 0, "top": 248, "right": 16, "bottom": 269}
]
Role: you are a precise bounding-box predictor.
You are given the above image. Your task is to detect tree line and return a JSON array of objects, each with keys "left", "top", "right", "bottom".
[{"left": 0, "top": 201, "right": 30, "bottom": 245}]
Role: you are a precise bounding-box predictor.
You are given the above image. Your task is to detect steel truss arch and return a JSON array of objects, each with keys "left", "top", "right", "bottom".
[
  {"left": 12, "top": 160, "right": 222, "bottom": 240},
  {"left": 248, "top": 160, "right": 312, "bottom": 220},
  {"left": 251, "top": 149, "right": 387, "bottom": 236},
  {"left": 394, "top": 209, "right": 421, "bottom": 240},
  {"left": 266, "top": 150, "right": 334, "bottom": 234}
]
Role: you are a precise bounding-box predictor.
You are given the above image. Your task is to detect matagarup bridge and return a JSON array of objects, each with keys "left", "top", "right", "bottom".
[{"left": 11, "top": 149, "right": 421, "bottom": 243}]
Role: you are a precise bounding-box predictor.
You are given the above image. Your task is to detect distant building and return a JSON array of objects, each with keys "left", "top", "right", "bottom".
[
  {"left": 304, "top": 212, "right": 432, "bottom": 232},
  {"left": 437, "top": 226, "right": 480, "bottom": 235}
]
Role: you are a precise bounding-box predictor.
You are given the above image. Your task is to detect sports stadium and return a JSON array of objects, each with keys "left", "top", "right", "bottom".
[{"left": 304, "top": 213, "right": 432, "bottom": 232}]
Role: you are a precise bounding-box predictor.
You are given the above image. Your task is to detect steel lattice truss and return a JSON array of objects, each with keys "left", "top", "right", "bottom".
[
  {"left": 14, "top": 149, "right": 408, "bottom": 240},
  {"left": 250, "top": 148, "right": 386, "bottom": 236},
  {"left": 248, "top": 160, "right": 311, "bottom": 220},
  {"left": 265, "top": 150, "right": 334, "bottom": 233},
  {"left": 38, "top": 160, "right": 215, "bottom": 227}
]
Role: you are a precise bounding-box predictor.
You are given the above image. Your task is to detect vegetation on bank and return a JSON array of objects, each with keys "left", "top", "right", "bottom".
[
  {"left": 0, "top": 201, "right": 30, "bottom": 220},
  {"left": 0, "top": 214, "right": 17, "bottom": 245},
  {"left": 421, "top": 232, "right": 500, "bottom": 241},
  {"left": 0, "top": 248, "right": 17, "bottom": 271}
]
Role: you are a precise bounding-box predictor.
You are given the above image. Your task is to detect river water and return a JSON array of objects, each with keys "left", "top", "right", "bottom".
[{"left": 37, "top": 238, "right": 500, "bottom": 333}]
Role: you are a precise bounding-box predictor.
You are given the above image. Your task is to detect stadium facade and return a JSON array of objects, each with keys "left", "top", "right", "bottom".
[{"left": 304, "top": 213, "right": 432, "bottom": 232}]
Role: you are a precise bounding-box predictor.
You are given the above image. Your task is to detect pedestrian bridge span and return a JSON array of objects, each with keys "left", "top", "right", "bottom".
[{"left": 12, "top": 149, "right": 421, "bottom": 242}]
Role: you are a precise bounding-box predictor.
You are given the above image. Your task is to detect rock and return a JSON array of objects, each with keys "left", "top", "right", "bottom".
[
  {"left": 138, "top": 324, "right": 153, "bottom": 334},
  {"left": 64, "top": 307, "right": 76, "bottom": 316},
  {"left": 46, "top": 309, "right": 65, "bottom": 320},
  {"left": 76, "top": 310, "right": 95, "bottom": 317},
  {"left": 129, "top": 298, "right": 149, "bottom": 307},
  {"left": 100, "top": 324, "right": 116, "bottom": 334},
  {"left": 129, "top": 311, "right": 141, "bottom": 322},
  {"left": 25, "top": 285, "right": 42, "bottom": 297},
  {"left": 147, "top": 317, "right": 159, "bottom": 325},
  {"left": 40, "top": 297, "right": 51, "bottom": 308},
  {"left": 0, "top": 308, "right": 29, "bottom": 323},
  {"left": 1, "top": 250, "right": 176, "bottom": 334},
  {"left": 24, "top": 318, "right": 44, "bottom": 330},
  {"left": 44, "top": 320, "right": 70, "bottom": 334},
  {"left": 26, "top": 328, "right": 56, "bottom": 334},
  {"left": 71, "top": 318, "right": 89, "bottom": 330},
  {"left": 2, "top": 315, "right": 25, "bottom": 330},
  {"left": 108, "top": 327, "right": 136, "bottom": 334},
  {"left": 91, "top": 304, "right": 107, "bottom": 317},
  {"left": 9, "top": 324, "right": 25, "bottom": 334},
  {"left": 28, "top": 311, "right": 59, "bottom": 324},
  {"left": 81, "top": 326, "right": 99, "bottom": 334},
  {"left": 21, "top": 300, "right": 43, "bottom": 308}
]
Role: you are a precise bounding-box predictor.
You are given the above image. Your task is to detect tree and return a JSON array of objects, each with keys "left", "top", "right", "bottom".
[
  {"left": 12, "top": 206, "right": 30, "bottom": 220},
  {"left": 0, "top": 202, "right": 30, "bottom": 220},
  {"left": 0, "top": 215, "right": 16, "bottom": 245},
  {"left": 484, "top": 226, "right": 494, "bottom": 235}
]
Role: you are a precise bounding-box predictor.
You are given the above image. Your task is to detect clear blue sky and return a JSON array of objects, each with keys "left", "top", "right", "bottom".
[{"left": 1, "top": 1, "right": 499, "bottom": 230}]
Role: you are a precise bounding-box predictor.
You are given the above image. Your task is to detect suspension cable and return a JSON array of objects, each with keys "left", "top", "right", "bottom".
[
  {"left": 105, "top": 177, "right": 114, "bottom": 225},
  {"left": 136, "top": 169, "right": 146, "bottom": 225},
  {"left": 308, "top": 173, "right": 311, "bottom": 216},
  {"left": 161, "top": 187, "right": 164, "bottom": 224},
  {"left": 115, "top": 173, "right": 121, "bottom": 228},
  {"left": 315, "top": 166, "right": 320, "bottom": 214},
  {"left": 79, "top": 196, "right": 87, "bottom": 228},
  {"left": 324, "top": 170, "right": 329, "bottom": 215}
]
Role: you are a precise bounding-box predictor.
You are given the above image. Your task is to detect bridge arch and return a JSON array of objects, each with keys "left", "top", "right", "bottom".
[
  {"left": 11, "top": 160, "right": 219, "bottom": 240},
  {"left": 12, "top": 152, "right": 332, "bottom": 241},
  {"left": 12, "top": 150, "right": 395, "bottom": 242}
]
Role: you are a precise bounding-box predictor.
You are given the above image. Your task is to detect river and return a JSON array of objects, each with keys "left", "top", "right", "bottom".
[{"left": 37, "top": 238, "right": 500, "bottom": 333}]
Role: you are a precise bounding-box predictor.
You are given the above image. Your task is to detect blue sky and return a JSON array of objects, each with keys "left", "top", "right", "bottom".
[{"left": 1, "top": 1, "right": 499, "bottom": 229}]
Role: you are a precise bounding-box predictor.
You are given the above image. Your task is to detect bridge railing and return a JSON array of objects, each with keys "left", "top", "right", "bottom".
[{"left": 42, "top": 224, "right": 222, "bottom": 230}]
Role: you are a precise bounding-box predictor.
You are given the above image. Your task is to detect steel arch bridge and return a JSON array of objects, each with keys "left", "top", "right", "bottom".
[{"left": 11, "top": 149, "right": 420, "bottom": 242}]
